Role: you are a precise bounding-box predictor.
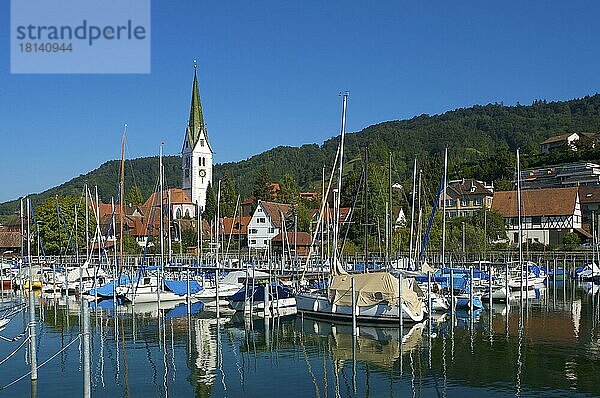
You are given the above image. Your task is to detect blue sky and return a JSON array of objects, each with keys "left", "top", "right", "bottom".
[{"left": 1, "top": 1, "right": 599, "bottom": 202}]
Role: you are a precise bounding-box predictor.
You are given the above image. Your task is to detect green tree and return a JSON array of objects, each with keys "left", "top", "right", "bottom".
[
  {"left": 278, "top": 173, "right": 299, "bottom": 205},
  {"left": 125, "top": 186, "right": 144, "bottom": 206},
  {"left": 563, "top": 232, "right": 580, "bottom": 245},
  {"left": 252, "top": 165, "right": 274, "bottom": 205},
  {"left": 122, "top": 234, "right": 141, "bottom": 254},
  {"left": 181, "top": 227, "right": 197, "bottom": 249},
  {"left": 220, "top": 171, "right": 238, "bottom": 217},
  {"left": 34, "top": 196, "right": 95, "bottom": 255},
  {"left": 204, "top": 182, "right": 217, "bottom": 221}
]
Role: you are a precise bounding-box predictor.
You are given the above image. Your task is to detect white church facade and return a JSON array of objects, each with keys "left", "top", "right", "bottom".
[{"left": 181, "top": 62, "right": 213, "bottom": 215}]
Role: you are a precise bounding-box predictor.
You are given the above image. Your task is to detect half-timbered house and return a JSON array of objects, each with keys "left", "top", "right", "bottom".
[{"left": 491, "top": 187, "right": 588, "bottom": 245}]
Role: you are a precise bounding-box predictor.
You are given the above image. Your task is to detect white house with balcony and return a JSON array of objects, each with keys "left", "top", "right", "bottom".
[
  {"left": 491, "top": 187, "right": 589, "bottom": 245},
  {"left": 247, "top": 200, "right": 292, "bottom": 250}
]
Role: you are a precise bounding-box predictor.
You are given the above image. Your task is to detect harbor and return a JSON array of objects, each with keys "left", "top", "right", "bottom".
[
  {"left": 0, "top": 267, "right": 599, "bottom": 397},
  {"left": 4, "top": 2, "right": 600, "bottom": 397}
]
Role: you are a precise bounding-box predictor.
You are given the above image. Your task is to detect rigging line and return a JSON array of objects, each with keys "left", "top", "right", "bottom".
[
  {"left": 0, "top": 324, "right": 28, "bottom": 342},
  {"left": 124, "top": 141, "right": 140, "bottom": 196},
  {"left": 340, "top": 165, "right": 365, "bottom": 254},
  {"left": 29, "top": 204, "right": 48, "bottom": 263},
  {"left": 55, "top": 197, "right": 78, "bottom": 256},
  {"left": 133, "top": 176, "right": 161, "bottom": 294},
  {"left": 0, "top": 333, "right": 81, "bottom": 391},
  {"left": 0, "top": 334, "right": 29, "bottom": 364}
]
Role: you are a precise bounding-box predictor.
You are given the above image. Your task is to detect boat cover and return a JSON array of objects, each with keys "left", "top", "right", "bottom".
[
  {"left": 88, "top": 275, "right": 133, "bottom": 297},
  {"left": 328, "top": 272, "right": 422, "bottom": 316},
  {"left": 229, "top": 283, "right": 293, "bottom": 302},
  {"left": 163, "top": 279, "right": 202, "bottom": 296},
  {"left": 166, "top": 301, "right": 204, "bottom": 319}
]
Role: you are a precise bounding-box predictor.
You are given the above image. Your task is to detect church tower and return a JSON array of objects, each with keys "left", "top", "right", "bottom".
[{"left": 182, "top": 61, "right": 213, "bottom": 212}]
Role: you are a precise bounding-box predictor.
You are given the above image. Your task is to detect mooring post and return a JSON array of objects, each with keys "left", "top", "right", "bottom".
[
  {"left": 263, "top": 283, "right": 270, "bottom": 318},
  {"left": 351, "top": 278, "right": 357, "bottom": 336},
  {"left": 186, "top": 266, "right": 191, "bottom": 315},
  {"left": 29, "top": 289, "right": 37, "bottom": 381},
  {"left": 450, "top": 268, "right": 454, "bottom": 314},
  {"left": 83, "top": 301, "right": 91, "bottom": 398},
  {"left": 398, "top": 273, "right": 403, "bottom": 330},
  {"left": 469, "top": 267, "right": 474, "bottom": 313},
  {"left": 427, "top": 271, "right": 432, "bottom": 315},
  {"left": 488, "top": 264, "right": 492, "bottom": 307}
]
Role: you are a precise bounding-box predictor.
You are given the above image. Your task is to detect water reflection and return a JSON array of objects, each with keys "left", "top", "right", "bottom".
[{"left": 1, "top": 280, "right": 600, "bottom": 397}]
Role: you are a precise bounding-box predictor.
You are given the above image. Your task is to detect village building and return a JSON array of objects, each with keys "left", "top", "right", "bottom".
[
  {"left": 181, "top": 62, "right": 213, "bottom": 215},
  {"left": 310, "top": 207, "right": 352, "bottom": 231},
  {"left": 271, "top": 231, "right": 313, "bottom": 256},
  {"left": 491, "top": 187, "right": 589, "bottom": 245},
  {"left": 518, "top": 162, "right": 600, "bottom": 190},
  {"left": 247, "top": 201, "right": 292, "bottom": 250},
  {"left": 441, "top": 178, "right": 494, "bottom": 218},
  {"left": 220, "top": 215, "right": 252, "bottom": 246},
  {"left": 577, "top": 186, "right": 600, "bottom": 229},
  {"left": 539, "top": 132, "right": 582, "bottom": 154},
  {"left": 0, "top": 230, "right": 21, "bottom": 257}
]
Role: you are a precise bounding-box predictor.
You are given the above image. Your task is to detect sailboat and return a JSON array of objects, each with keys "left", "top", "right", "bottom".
[{"left": 295, "top": 93, "right": 426, "bottom": 324}]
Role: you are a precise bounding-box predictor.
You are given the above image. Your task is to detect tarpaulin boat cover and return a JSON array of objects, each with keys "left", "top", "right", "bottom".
[
  {"left": 229, "top": 283, "right": 293, "bottom": 302},
  {"left": 163, "top": 279, "right": 202, "bottom": 296},
  {"left": 328, "top": 272, "right": 422, "bottom": 316},
  {"left": 166, "top": 301, "right": 204, "bottom": 319},
  {"left": 88, "top": 275, "right": 133, "bottom": 297}
]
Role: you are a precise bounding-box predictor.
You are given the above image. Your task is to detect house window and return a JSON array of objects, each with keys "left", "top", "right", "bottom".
[
  {"left": 202, "top": 157, "right": 206, "bottom": 167},
  {"left": 198, "top": 157, "right": 202, "bottom": 166},
  {"left": 258, "top": 218, "right": 266, "bottom": 223},
  {"left": 250, "top": 228, "right": 258, "bottom": 234},
  {"left": 263, "top": 240, "right": 267, "bottom": 245},
  {"left": 250, "top": 239, "right": 256, "bottom": 244},
  {"left": 461, "top": 198, "right": 469, "bottom": 207},
  {"left": 200, "top": 139, "right": 205, "bottom": 147},
  {"left": 176, "top": 208, "right": 182, "bottom": 219},
  {"left": 269, "top": 227, "right": 275, "bottom": 233},
  {"left": 532, "top": 216, "right": 541, "bottom": 227},
  {"left": 474, "top": 198, "right": 482, "bottom": 206}
]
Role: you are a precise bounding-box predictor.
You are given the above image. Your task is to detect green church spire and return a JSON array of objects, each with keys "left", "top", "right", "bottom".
[{"left": 187, "top": 60, "right": 207, "bottom": 148}]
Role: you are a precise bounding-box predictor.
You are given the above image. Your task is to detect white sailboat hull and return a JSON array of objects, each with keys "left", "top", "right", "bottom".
[{"left": 295, "top": 292, "right": 426, "bottom": 323}]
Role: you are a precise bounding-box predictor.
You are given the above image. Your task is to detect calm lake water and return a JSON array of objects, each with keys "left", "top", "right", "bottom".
[{"left": 1, "top": 281, "right": 599, "bottom": 397}]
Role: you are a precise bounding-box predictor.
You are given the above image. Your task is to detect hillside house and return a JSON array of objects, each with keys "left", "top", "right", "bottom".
[
  {"left": 539, "top": 133, "right": 581, "bottom": 154},
  {"left": 441, "top": 179, "right": 494, "bottom": 218},
  {"left": 247, "top": 201, "right": 293, "bottom": 250},
  {"left": 491, "top": 187, "right": 588, "bottom": 245}
]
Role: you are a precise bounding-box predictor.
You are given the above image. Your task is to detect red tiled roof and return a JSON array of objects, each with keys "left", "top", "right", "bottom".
[
  {"left": 143, "top": 188, "right": 194, "bottom": 208},
  {"left": 311, "top": 207, "right": 352, "bottom": 223},
  {"left": 272, "top": 231, "right": 312, "bottom": 246},
  {"left": 260, "top": 201, "right": 293, "bottom": 228},
  {"left": 0, "top": 231, "right": 20, "bottom": 249},
  {"left": 579, "top": 186, "right": 600, "bottom": 204},
  {"left": 540, "top": 133, "right": 577, "bottom": 145},
  {"left": 221, "top": 216, "right": 252, "bottom": 235},
  {"left": 491, "top": 187, "right": 579, "bottom": 217}
]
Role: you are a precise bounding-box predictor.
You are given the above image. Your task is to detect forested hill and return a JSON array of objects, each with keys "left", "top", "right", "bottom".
[{"left": 3, "top": 94, "right": 600, "bottom": 221}]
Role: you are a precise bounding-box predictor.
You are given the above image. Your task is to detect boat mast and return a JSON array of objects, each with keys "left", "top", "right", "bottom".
[
  {"left": 442, "top": 148, "right": 448, "bottom": 268},
  {"left": 363, "top": 146, "right": 369, "bottom": 266},
  {"left": 409, "top": 159, "right": 417, "bottom": 267},
  {"left": 516, "top": 148, "right": 523, "bottom": 294},
  {"left": 332, "top": 92, "right": 348, "bottom": 268},
  {"left": 387, "top": 152, "right": 392, "bottom": 269},
  {"left": 159, "top": 142, "right": 164, "bottom": 292},
  {"left": 119, "top": 125, "right": 126, "bottom": 275}
]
